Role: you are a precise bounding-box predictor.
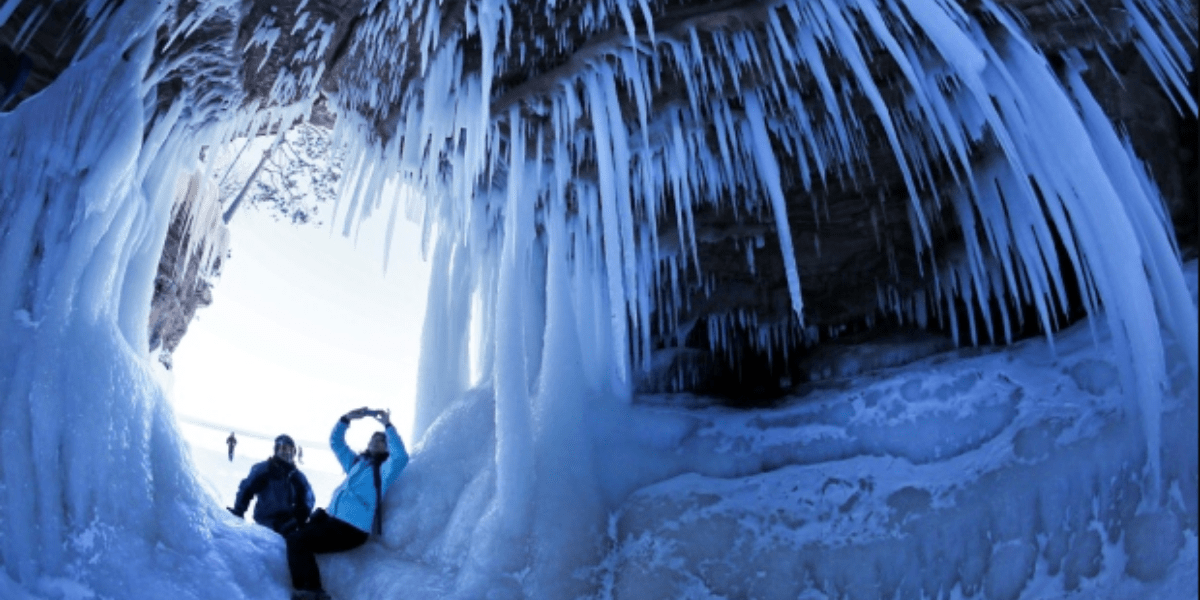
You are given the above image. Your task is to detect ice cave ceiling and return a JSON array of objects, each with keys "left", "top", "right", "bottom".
[{"left": 2, "top": 0, "right": 1195, "bottom": 399}]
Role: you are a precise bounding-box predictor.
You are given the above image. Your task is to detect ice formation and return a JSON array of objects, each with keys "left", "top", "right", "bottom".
[
  {"left": 0, "top": 0, "right": 1196, "bottom": 597},
  {"left": 0, "top": 3, "right": 283, "bottom": 597}
]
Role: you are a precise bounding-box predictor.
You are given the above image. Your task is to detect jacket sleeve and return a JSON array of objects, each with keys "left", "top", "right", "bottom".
[
  {"left": 380, "top": 424, "right": 409, "bottom": 490},
  {"left": 233, "top": 463, "right": 268, "bottom": 514},
  {"left": 331, "top": 418, "right": 357, "bottom": 473}
]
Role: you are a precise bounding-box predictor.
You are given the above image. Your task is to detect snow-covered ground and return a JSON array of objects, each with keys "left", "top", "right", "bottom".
[
  {"left": 605, "top": 267, "right": 1197, "bottom": 600},
  {"left": 601, "top": 308, "right": 1198, "bottom": 600}
]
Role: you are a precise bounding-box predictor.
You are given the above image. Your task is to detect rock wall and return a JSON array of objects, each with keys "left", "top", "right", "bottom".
[{"left": 148, "top": 172, "right": 229, "bottom": 369}]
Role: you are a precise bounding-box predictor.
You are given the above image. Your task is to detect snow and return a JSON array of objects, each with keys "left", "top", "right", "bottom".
[
  {"left": 591, "top": 282, "right": 1198, "bottom": 599},
  {"left": 0, "top": 0, "right": 1196, "bottom": 597}
]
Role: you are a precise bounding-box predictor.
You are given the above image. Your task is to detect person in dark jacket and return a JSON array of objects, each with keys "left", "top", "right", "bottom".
[
  {"left": 228, "top": 434, "right": 315, "bottom": 536},
  {"left": 226, "top": 431, "right": 237, "bottom": 461},
  {"left": 285, "top": 408, "right": 408, "bottom": 600}
]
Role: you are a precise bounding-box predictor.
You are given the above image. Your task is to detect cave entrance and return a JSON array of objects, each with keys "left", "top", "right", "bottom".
[{"left": 161, "top": 127, "right": 431, "bottom": 508}]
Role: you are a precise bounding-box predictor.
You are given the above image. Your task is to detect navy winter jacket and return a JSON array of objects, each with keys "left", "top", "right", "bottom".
[
  {"left": 233, "top": 456, "right": 315, "bottom": 534},
  {"left": 327, "top": 420, "right": 408, "bottom": 534}
]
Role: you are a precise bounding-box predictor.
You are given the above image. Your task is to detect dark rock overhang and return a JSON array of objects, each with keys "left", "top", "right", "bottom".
[{"left": 307, "top": 0, "right": 1196, "bottom": 395}]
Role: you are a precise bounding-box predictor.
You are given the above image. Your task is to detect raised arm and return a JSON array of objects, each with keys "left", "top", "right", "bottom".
[
  {"left": 330, "top": 417, "right": 357, "bottom": 472},
  {"left": 376, "top": 414, "right": 409, "bottom": 489},
  {"left": 382, "top": 426, "right": 409, "bottom": 488}
]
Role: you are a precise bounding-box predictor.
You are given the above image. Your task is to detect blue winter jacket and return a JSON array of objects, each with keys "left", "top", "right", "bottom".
[{"left": 327, "top": 419, "right": 409, "bottom": 534}]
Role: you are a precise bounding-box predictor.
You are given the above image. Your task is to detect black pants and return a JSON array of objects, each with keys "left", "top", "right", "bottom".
[{"left": 285, "top": 509, "right": 368, "bottom": 592}]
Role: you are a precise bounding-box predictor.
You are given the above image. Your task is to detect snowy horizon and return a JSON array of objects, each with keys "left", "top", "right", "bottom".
[{"left": 0, "top": 0, "right": 1196, "bottom": 598}]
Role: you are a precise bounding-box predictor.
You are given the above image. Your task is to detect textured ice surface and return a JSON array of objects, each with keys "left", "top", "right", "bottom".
[{"left": 599, "top": 275, "right": 1198, "bottom": 599}]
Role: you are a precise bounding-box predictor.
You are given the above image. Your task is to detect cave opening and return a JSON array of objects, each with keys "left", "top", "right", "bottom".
[{"left": 156, "top": 128, "right": 432, "bottom": 506}]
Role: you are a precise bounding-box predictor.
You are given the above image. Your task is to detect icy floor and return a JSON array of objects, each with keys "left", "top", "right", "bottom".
[{"left": 603, "top": 312, "right": 1197, "bottom": 599}]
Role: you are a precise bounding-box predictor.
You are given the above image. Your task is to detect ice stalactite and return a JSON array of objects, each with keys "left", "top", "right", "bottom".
[
  {"left": 359, "top": 0, "right": 1190, "bottom": 408},
  {"left": 486, "top": 107, "right": 537, "bottom": 555},
  {"left": 586, "top": 67, "right": 634, "bottom": 387},
  {"left": 525, "top": 180, "right": 609, "bottom": 599},
  {"left": 413, "top": 233, "right": 473, "bottom": 441},
  {"left": 927, "top": 14, "right": 1197, "bottom": 494},
  {"left": 148, "top": 170, "right": 229, "bottom": 366},
  {"left": 743, "top": 91, "right": 805, "bottom": 325}
]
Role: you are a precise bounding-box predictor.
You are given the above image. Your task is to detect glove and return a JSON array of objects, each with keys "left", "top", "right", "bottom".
[{"left": 227, "top": 507, "right": 244, "bottom": 518}]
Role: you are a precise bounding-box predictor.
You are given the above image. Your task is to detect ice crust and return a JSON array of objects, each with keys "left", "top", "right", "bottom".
[{"left": 603, "top": 305, "right": 1198, "bottom": 599}]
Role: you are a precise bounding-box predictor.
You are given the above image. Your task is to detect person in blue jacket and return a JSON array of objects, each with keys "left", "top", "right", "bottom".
[
  {"left": 228, "top": 434, "right": 314, "bottom": 536},
  {"left": 285, "top": 407, "right": 409, "bottom": 600}
]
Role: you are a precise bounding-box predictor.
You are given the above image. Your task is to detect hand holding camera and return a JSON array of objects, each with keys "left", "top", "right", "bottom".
[
  {"left": 371, "top": 409, "right": 391, "bottom": 427},
  {"left": 345, "top": 406, "right": 390, "bottom": 426}
]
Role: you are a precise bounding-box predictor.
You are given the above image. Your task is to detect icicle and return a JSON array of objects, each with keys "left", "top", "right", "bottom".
[
  {"left": 1120, "top": 0, "right": 1197, "bottom": 113},
  {"left": 1068, "top": 58, "right": 1196, "bottom": 373},
  {"left": 742, "top": 92, "right": 804, "bottom": 324},
  {"left": 599, "top": 64, "right": 644, "bottom": 368},
  {"left": 585, "top": 69, "right": 631, "bottom": 386},
  {"left": 668, "top": 109, "right": 701, "bottom": 277}
]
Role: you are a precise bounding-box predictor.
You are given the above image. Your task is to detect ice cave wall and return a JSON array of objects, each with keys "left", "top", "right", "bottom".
[{"left": 0, "top": 0, "right": 1197, "bottom": 597}]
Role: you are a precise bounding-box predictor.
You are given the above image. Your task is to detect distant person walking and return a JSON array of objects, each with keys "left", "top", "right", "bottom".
[
  {"left": 226, "top": 431, "right": 237, "bottom": 461},
  {"left": 228, "top": 434, "right": 315, "bottom": 537},
  {"left": 285, "top": 408, "right": 409, "bottom": 600}
]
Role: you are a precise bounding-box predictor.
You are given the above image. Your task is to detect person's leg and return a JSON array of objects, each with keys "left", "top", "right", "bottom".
[{"left": 285, "top": 511, "right": 368, "bottom": 592}]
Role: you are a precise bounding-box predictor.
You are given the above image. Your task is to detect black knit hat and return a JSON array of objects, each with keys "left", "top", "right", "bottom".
[{"left": 274, "top": 434, "right": 295, "bottom": 449}]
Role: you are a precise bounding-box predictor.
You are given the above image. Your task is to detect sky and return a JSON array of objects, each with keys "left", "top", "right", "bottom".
[{"left": 165, "top": 193, "right": 431, "bottom": 502}]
